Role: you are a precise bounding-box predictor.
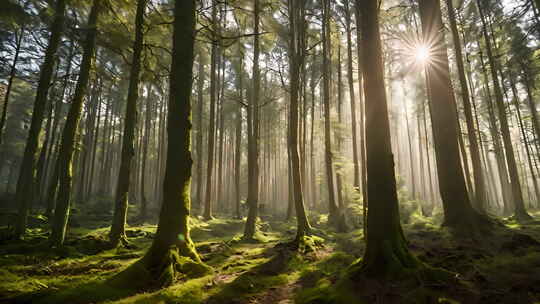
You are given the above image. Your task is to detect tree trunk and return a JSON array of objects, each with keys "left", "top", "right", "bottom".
[
  {"left": 353, "top": 0, "right": 418, "bottom": 277},
  {"left": 445, "top": 0, "right": 487, "bottom": 212},
  {"left": 478, "top": 50, "right": 513, "bottom": 214},
  {"left": 203, "top": 0, "right": 218, "bottom": 221},
  {"left": 336, "top": 43, "right": 345, "bottom": 210},
  {"left": 476, "top": 0, "right": 532, "bottom": 221},
  {"left": 109, "top": 0, "right": 147, "bottom": 246},
  {"left": 0, "top": 27, "right": 24, "bottom": 147},
  {"left": 140, "top": 0, "right": 209, "bottom": 286},
  {"left": 509, "top": 78, "right": 540, "bottom": 207},
  {"left": 354, "top": 0, "right": 368, "bottom": 209},
  {"left": 14, "top": 0, "right": 67, "bottom": 238},
  {"left": 243, "top": 0, "right": 261, "bottom": 240},
  {"left": 522, "top": 69, "right": 540, "bottom": 153},
  {"left": 310, "top": 63, "right": 317, "bottom": 210},
  {"left": 418, "top": 0, "right": 489, "bottom": 233},
  {"left": 402, "top": 82, "right": 416, "bottom": 200},
  {"left": 345, "top": 0, "right": 360, "bottom": 194},
  {"left": 234, "top": 58, "right": 244, "bottom": 220},
  {"left": 287, "top": 0, "right": 311, "bottom": 239},
  {"left": 195, "top": 54, "right": 205, "bottom": 211},
  {"left": 139, "top": 88, "right": 152, "bottom": 220},
  {"left": 321, "top": 0, "right": 339, "bottom": 227},
  {"left": 50, "top": 0, "right": 101, "bottom": 246}
]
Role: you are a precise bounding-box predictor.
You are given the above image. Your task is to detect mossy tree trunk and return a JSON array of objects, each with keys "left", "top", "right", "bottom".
[
  {"left": 287, "top": 0, "right": 311, "bottom": 239},
  {"left": 44, "top": 42, "right": 74, "bottom": 217},
  {"left": 244, "top": 0, "right": 261, "bottom": 240},
  {"left": 109, "top": 0, "right": 147, "bottom": 247},
  {"left": 50, "top": 0, "right": 101, "bottom": 247},
  {"left": 356, "top": 0, "right": 419, "bottom": 277},
  {"left": 14, "top": 0, "right": 66, "bottom": 238},
  {"left": 418, "top": 0, "right": 489, "bottom": 233},
  {"left": 141, "top": 0, "right": 208, "bottom": 285}
]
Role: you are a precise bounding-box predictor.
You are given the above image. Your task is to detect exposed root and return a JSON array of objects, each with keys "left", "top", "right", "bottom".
[
  {"left": 290, "top": 235, "right": 325, "bottom": 254},
  {"left": 112, "top": 247, "right": 212, "bottom": 290},
  {"left": 108, "top": 233, "right": 130, "bottom": 249},
  {"left": 445, "top": 210, "right": 494, "bottom": 238}
]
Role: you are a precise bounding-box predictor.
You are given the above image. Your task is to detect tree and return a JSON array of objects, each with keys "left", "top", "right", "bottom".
[
  {"left": 445, "top": 0, "right": 487, "bottom": 213},
  {"left": 344, "top": 0, "right": 360, "bottom": 195},
  {"left": 321, "top": 0, "right": 340, "bottom": 228},
  {"left": 50, "top": 0, "right": 102, "bottom": 246},
  {"left": 476, "top": 0, "right": 532, "bottom": 221},
  {"left": 418, "top": 0, "right": 489, "bottom": 233},
  {"left": 243, "top": 0, "right": 261, "bottom": 240},
  {"left": 109, "top": 0, "right": 148, "bottom": 247},
  {"left": 202, "top": 0, "right": 218, "bottom": 221},
  {"left": 287, "top": 0, "right": 311, "bottom": 239},
  {"left": 194, "top": 51, "right": 206, "bottom": 212},
  {"left": 14, "top": 0, "right": 67, "bottom": 238},
  {"left": 138, "top": 0, "right": 210, "bottom": 285},
  {"left": 0, "top": 25, "right": 25, "bottom": 148},
  {"left": 351, "top": 0, "right": 418, "bottom": 277}
]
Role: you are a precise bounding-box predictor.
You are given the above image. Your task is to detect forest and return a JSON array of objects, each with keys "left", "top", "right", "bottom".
[{"left": 1, "top": 0, "right": 540, "bottom": 303}]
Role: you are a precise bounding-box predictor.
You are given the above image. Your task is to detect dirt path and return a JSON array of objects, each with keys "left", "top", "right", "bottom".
[{"left": 246, "top": 282, "right": 298, "bottom": 304}]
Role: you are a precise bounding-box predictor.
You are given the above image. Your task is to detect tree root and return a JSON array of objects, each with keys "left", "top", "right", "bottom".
[
  {"left": 289, "top": 235, "right": 325, "bottom": 254},
  {"left": 111, "top": 246, "right": 212, "bottom": 290}
]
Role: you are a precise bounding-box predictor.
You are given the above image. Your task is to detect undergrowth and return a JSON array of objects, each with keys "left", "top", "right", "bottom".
[{"left": 0, "top": 210, "right": 539, "bottom": 304}]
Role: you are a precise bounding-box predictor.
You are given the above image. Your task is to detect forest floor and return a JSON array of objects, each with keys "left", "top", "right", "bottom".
[{"left": 1, "top": 208, "right": 540, "bottom": 304}]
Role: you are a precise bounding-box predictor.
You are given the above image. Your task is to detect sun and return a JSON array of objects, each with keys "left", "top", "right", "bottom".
[{"left": 415, "top": 45, "right": 431, "bottom": 63}]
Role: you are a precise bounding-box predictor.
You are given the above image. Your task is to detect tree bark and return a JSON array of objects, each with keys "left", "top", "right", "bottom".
[
  {"left": 234, "top": 58, "right": 244, "bottom": 219},
  {"left": 321, "top": 0, "right": 339, "bottom": 227},
  {"left": 445, "top": 0, "right": 487, "bottom": 212},
  {"left": 50, "top": 0, "right": 101, "bottom": 246},
  {"left": 109, "top": 0, "right": 147, "bottom": 247},
  {"left": 14, "top": 0, "right": 67, "bottom": 238},
  {"left": 203, "top": 0, "right": 218, "bottom": 220},
  {"left": 195, "top": 53, "right": 205, "bottom": 211},
  {"left": 243, "top": 0, "right": 261, "bottom": 239},
  {"left": 418, "top": 0, "right": 489, "bottom": 233},
  {"left": 354, "top": 0, "right": 368, "bottom": 210},
  {"left": 287, "top": 0, "right": 311, "bottom": 239},
  {"left": 0, "top": 27, "right": 24, "bottom": 147},
  {"left": 141, "top": 0, "right": 209, "bottom": 286},
  {"left": 354, "top": 0, "right": 418, "bottom": 277},
  {"left": 139, "top": 88, "right": 152, "bottom": 220},
  {"left": 476, "top": 0, "right": 532, "bottom": 221},
  {"left": 345, "top": 0, "right": 360, "bottom": 194}
]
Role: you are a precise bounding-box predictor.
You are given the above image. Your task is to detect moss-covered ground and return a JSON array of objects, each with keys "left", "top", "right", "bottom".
[{"left": 1, "top": 209, "right": 540, "bottom": 303}]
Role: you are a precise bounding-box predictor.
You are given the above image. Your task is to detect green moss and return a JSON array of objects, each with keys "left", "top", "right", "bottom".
[
  {"left": 111, "top": 275, "right": 215, "bottom": 304},
  {"left": 4, "top": 214, "right": 539, "bottom": 304},
  {"left": 190, "top": 218, "right": 245, "bottom": 241},
  {"left": 294, "top": 235, "right": 325, "bottom": 253},
  {"left": 296, "top": 282, "right": 362, "bottom": 304}
]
